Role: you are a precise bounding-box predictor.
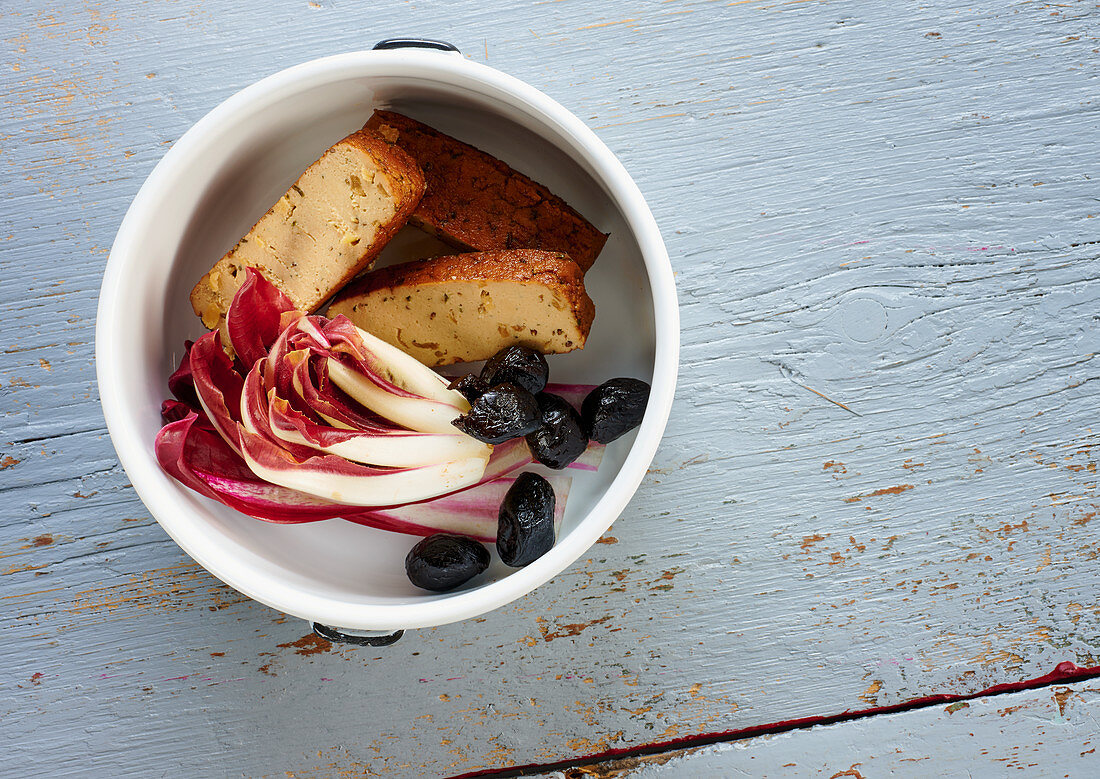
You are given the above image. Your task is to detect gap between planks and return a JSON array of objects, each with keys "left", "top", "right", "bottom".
[{"left": 453, "top": 661, "right": 1100, "bottom": 779}]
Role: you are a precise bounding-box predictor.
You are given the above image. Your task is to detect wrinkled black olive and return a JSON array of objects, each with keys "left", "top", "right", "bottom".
[
  {"left": 405, "top": 534, "right": 491, "bottom": 592},
  {"left": 497, "top": 472, "right": 556, "bottom": 567},
  {"left": 525, "top": 392, "right": 588, "bottom": 469},
  {"left": 480, "top": 346, "right": 549, "bottom": 395},
  {"left": 581, "top": 378, "right": 651, "bottom": 444},
  {"left": 452, "top": 382, "right": 540, "bottom": 444},
  {"left": 447, "top": 374, "right": 489, "bottom": 403}
]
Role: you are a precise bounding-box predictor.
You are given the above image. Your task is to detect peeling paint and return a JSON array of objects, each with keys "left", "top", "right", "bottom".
[{"left": 844, "top": 485, "right": 915, "bottom": 503}]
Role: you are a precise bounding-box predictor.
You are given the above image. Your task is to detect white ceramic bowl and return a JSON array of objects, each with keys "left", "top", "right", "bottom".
[{"left": 96, "top": 42, "right": 679, "bottom": 636}]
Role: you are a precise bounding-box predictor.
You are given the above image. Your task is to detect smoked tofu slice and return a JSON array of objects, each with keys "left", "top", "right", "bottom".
[
  {"left": 189, "top": 129, "right": 425, "bottom": 333},
  {"left": 327, "top": 250, "right": 596, "bottom": 367},
  {"left": 364, "top": 111, "right": 608, "bottom": 273}
]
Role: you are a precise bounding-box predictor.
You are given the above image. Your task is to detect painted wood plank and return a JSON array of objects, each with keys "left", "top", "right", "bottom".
[
  {"left": 2, "top": 0, "right": 1099, "bottom": 776},
  {"left": 541, "top": 677, "right": 1100, "bottom": 778}
]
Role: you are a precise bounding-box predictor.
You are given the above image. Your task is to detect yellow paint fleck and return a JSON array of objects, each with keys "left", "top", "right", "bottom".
[
  {"left": 860, "top": 680, "right": 883, "bottom": 705},
  {"left": 3, "top": 562, "right": 48, "bottom": 575}
]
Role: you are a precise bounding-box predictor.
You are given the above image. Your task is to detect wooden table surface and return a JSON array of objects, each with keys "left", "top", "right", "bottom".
[{"left": 3, "top": 1, "right": 1098, "bottom": 776}]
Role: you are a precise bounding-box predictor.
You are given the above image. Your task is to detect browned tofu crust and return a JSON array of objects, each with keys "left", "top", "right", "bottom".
[
  {"left": 365, "top": 111, "right": 608, "bottom": 272},
  {"left": 189, "top": 128, "right": 425, "bottom": 329},
  {"left": 333, "top": 249, "right": 595, "bottom": 338}
]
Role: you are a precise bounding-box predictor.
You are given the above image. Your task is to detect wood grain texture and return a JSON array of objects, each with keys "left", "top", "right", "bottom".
[
  {"left": 2, "top": 0, "right": 1098, "bottom": 776},
  {"left": 542, "top": 677, "right": 1100, "bottom": 777}
]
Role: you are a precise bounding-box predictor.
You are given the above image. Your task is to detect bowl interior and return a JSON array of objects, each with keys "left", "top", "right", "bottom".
[{"left": 113, "top": 64, "right": 657, "bottom": 616}]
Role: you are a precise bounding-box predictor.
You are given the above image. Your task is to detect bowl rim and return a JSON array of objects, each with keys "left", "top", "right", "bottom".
[{"left": 96, "top": 48, "right": 680, "bottom": 630}]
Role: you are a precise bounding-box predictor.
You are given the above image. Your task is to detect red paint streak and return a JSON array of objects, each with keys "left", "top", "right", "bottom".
[
  {"left": 452, "top": 661, "right": 1100, "bottom": 779},
  {"left": 30, "top": 672, "right": 43, "bottom": 685}
]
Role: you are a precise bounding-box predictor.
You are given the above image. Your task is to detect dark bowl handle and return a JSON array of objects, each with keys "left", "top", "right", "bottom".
[
  {"left": 373, "top": 38, "right": 460, "bottom": 53},
  {"left": 312, "top": 622, "right": 405, "bottom": 646}
]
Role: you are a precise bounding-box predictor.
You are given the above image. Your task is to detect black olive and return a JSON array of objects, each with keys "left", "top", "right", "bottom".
[
  {"left": 480, "top": 345, "right": 549, "bottom": 395},
  {"left": 581, "top": 378, "right": 651, "bottom": 444},
  {"left": 497, "top": 472, "right": 556, "bottom": 567},
  {"left": 447, "top": 373, "right": 489, "bottom": 403},
  {"left": 405, "top": 534, "right": 491, "bottom": 592},
  {"left": 525, "top": 392, "right": 588, "bottom": 469},
  {"left": 451, "top": 382, "right": 541, "bottom": 444}
]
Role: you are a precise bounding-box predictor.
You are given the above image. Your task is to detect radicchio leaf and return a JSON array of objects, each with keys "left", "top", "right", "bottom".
[
  {"left": 156, "top": 411, "right": 349, "bottom": 523},
  {"left": 161, "top": 398, "right": 193, "bottom": 425},
  {"left": 167, "top": 339, "right": 198, "bottom": 410},
  {"left": 291, "top": 352, "right": 389, "bottom": 430},
  {"left": 226, "top": 269, "right": 301, "bottom": 367},
  {"left": 189, "top": 331, "right": 245, "bottom": 454}
]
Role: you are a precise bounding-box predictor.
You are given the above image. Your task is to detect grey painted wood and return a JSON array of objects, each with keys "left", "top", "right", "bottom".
[
  {"left": 2, "top": 0, "right": 1098, "bottom": 776},
  {"left": 544, "top": 677, "right": 1100, "bottom": 778}
]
